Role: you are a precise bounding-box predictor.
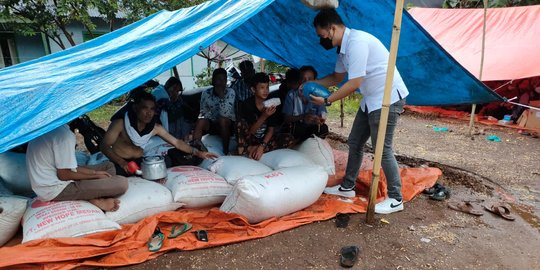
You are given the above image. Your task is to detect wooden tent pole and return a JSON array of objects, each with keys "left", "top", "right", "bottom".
[
  {"left": 468, "top": 0, "right": 489, "bottom": 136},
  {"left": 366, "top": 0, "right": 405, "bottom": 224}
]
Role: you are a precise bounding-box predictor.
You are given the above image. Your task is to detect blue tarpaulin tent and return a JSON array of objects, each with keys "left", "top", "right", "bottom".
[{"left": 0, "top": 0, "right": 502, "bottom": 153}]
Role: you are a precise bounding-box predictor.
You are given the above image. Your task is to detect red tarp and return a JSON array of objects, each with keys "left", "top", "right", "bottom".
[{"left": 408, "top": 5, "right": 540, "bottom": 81}]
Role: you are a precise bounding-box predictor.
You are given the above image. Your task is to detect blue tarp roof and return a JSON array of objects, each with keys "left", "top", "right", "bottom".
[{"left": 0, "top": 0, "right": 502, "bottom": 153}]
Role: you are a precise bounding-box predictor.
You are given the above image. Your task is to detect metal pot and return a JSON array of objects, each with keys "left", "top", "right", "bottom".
[{"left": 141, "top": 156, "right": 167, "bottom": 180}]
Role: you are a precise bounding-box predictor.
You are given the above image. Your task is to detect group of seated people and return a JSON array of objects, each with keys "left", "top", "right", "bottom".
[{"left": 24, "top": 60, "right": 331, "bottom": 212}]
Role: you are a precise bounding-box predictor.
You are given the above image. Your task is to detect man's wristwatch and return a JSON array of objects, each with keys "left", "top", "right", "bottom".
[{"left": 324, "top": 97, "right": 332, "bottom": 106}]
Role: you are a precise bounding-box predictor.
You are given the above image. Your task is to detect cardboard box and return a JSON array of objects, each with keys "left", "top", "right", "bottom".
[{"left": 518, "top": 108, "right": 540, "bottom": 129}]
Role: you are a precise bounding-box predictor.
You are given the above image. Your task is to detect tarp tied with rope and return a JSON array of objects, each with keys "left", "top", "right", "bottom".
[{"left": 0, "top": 0, "right": 501, "bottom": 153}]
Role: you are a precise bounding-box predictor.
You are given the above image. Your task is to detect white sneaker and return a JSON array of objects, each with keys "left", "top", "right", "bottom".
[
  {"left": 324, "top": 185, "right": 356, "bottom": 198},
  {"left": 374, "top": 198, "right": 403, "bottom": 214}
]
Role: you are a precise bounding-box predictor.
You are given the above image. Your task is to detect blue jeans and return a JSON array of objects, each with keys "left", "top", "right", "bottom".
[{"left": 342, "top": 99, "right": 405, "bottom": 201}]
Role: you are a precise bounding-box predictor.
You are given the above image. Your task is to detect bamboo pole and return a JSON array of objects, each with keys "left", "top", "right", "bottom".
[
  {"left": 366, "top": 0, "right": 405, "bottom": 224},
  {"left": 468, "top": 0, "right": 489, "bottom": 136}
]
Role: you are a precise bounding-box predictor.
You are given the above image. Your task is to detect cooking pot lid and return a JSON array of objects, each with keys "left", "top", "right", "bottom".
[{"left": 143, "top": 156, "right": 164, "bottom": 163}]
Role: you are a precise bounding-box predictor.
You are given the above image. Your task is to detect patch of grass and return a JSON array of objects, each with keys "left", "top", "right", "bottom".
[
  {"left": 87, "top": 104, "right": 121, "bottom": 126},
  {"left": 327, "top": 93, "right": 362, "bottom": 118}
]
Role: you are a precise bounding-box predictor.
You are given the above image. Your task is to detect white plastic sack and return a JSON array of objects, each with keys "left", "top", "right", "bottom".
[
  {"left": 144, "top": 135, "right": 174, "bottom": 157},
  {"left": 106, "top": 177, "right": 182, "bottom": 224},
  {"left": 22, "top": 200, "right": 121, "bottom": 243},
  {"left": 75, "top": 150, "right": 90, "bottom": 166},
  {"left": 87, "top": 152, "right": 110, "bottom": 165},
  {"left": 166, "top": 166, "right": 232, "bottom": 208},
  {"left": 208, "top": 156, "right": 272, "bottom": 185},
  {"left": 294, "top": 136, "right": 335, "bottom": 175},
  {"left": 301, "top": 0, "right": 339, "bottom": 9},
  {"left": 220, "top": 165, "right": 328, "bottom": 224},
  {"left": 259, "top": 149, "right": 314, "bottom": 170},
  {"left": 201, "top": 134, "right": 237, "bottom": 157},
  {"left": 0, "top": 152, "right": 33, "bottom": 196},
  {"left": 0, "top": 196, "right": 28, "bottom": 246}
]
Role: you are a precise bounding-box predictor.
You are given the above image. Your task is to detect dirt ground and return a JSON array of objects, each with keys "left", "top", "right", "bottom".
[{"left": 111, "top": 110, "right": 540, "bottom": 270}]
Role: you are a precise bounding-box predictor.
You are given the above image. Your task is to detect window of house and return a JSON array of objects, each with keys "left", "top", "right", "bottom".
[{"left": 0, "top": 33, "right": 18, "bottom": 68}]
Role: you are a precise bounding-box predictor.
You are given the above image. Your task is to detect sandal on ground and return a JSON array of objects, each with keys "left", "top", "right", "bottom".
[
  {"left": 148, "top": 227, "right": 165, "bottom": 252},
  {"left": 168, "top": 223, "right": 192, "bottom": 239},
  {"left": 447, "top": 201, "right": 483, "bottom": 216},
  {"left": 484, "top": 203, "right": 515, "bottom": 221},
  {"left": 340, "top": 245, "right": 360, "bottom": 268},
  {"left": 429, "top": 186, "right": 451, "bottom": 201},
  {"left": 335, "top": 213, "right": 350, "bottom": 228},
  {"left": 423, "top": 183, "right": 442, "bottom": 195}
]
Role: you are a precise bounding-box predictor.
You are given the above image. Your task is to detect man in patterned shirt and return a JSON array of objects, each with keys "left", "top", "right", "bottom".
[{"left": 192, "top": 68, "right": 236, "bottom": 155}]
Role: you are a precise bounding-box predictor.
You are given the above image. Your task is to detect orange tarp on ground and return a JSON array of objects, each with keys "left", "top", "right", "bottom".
[
  {"left": 0, "top": 151, "right": 441, "bottom": 269},
  {"left": 406, "top": 105, "right": 540, "bottom": 132},
  {"left": 408, "top": 6, "right": 540, "bottom": 81}
]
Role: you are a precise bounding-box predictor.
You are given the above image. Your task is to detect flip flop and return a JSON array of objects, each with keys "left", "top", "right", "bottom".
[
  {"left": 447, "top": 201, "right": 483, "bottom": 216},
  {"left": 429, "top": 186, "right": 451, "bottom": 201},
  {"left": 484, "top": 203, "right": 516, "bottom": 221},
  {"left": 335, "top": 213, "right": 350, "bottom": 228},
  {"left": 148, "top": 227, "right": 165, "bottom": 252},
  {"left": 423, "top": 183, "right": 442, "bottom": 195},
  {"left": 340, "top": 245, "right": 360, "bottom": 268},
  {"left": 168, "top": 223, "right": 192, "bottom": 239}
]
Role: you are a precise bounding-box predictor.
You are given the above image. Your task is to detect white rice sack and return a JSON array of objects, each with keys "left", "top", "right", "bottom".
[
  {"left": 0, "top": 152, "right": 33, "bottom": 196},
  {"left": 294, "top": 136, "right": 335, "bottom": 175},
  {"left": 259, "top": 149, "right": 314, "bottom": 170},
  {"left": 0, "top": 196, "right": 28, "bottom": 246},
  {"left": 201, "top": 134, "right": 237, "bottom": 157},
  {"left": 208, "top": 156, "right": 272, "bottom": 185},
  {"left": 87, "top": 152, "right": 110, "bottom": 165},
  {"left": 75, "top": 151, "right": 90, "bottom": 166},
  {"left": 22, "top": 200, "right": 120, "bottom": 243},
  {"left": 106, "top": 177, "right": 182, "bottom": 224},
  {"left": 166, "top": 166, "right": 232, "bottom": 208},
  {"left": 220, "top": 165, "right": 327, "bottom": 224},
  {"left": 144, "top": 136, "right": 174, "bottom": 157}
]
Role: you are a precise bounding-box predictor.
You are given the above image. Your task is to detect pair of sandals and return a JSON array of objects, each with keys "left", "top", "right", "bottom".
[
  {"left": 447, "top": 201, "right": 515, "bottom": 221},
  {"left": 423, "top": 183, "right": 451, "bottom": 201},
  {"left": 148, "top": 223, "right": 193, "bottom": 252},
  {"left": 334, "top": 214, "right": 360, "bottom": 268}
]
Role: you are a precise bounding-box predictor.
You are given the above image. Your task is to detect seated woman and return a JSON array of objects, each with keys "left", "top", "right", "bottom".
[
  {"left": 191, "top": 68, "right": 236, "bottom": 155},
  {"left": 282, "top": 66, "right": 329, "bottom": 143},
  {"left": 236, "top": 72, "right": 294, "bottom": 160}
]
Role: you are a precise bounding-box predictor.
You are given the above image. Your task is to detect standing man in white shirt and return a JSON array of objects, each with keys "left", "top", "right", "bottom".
[{"left": 309, "top": 9, "right": 409, "bottom": 214}]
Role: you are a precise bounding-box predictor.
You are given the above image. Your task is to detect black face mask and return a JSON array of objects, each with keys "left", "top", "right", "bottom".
[{"left": 319, "top": 37, "right": 334, "bottom": 50}]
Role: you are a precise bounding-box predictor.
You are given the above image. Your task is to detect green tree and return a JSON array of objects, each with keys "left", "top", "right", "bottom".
[{"left": 121, "top": 0, "right": 208, "bottom": 23}]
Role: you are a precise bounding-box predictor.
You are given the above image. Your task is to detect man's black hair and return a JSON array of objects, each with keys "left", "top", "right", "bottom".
[
  {"left": 132, "top": 91, "right": 156, "bottom": 104},
  {"left": 212, "top": 68, "right": 228, "bottom": 78},
  {"left": 285, "top": 68, "right": 302, "bottom": 84},
  {"left": 164, "top": 77, "right": 182, "bottom": 91},
  {"left": 251, "top": 72, "right": 269, "bottom": 88},
  {"left": 313, "top": 8, "right": 344, "bottom": 28},
  {"left": 300, "top": 65, "right": 318, "bottom": 80},
  {"left": 239, "top": 60, "right": 254, "bottom": 71}
]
